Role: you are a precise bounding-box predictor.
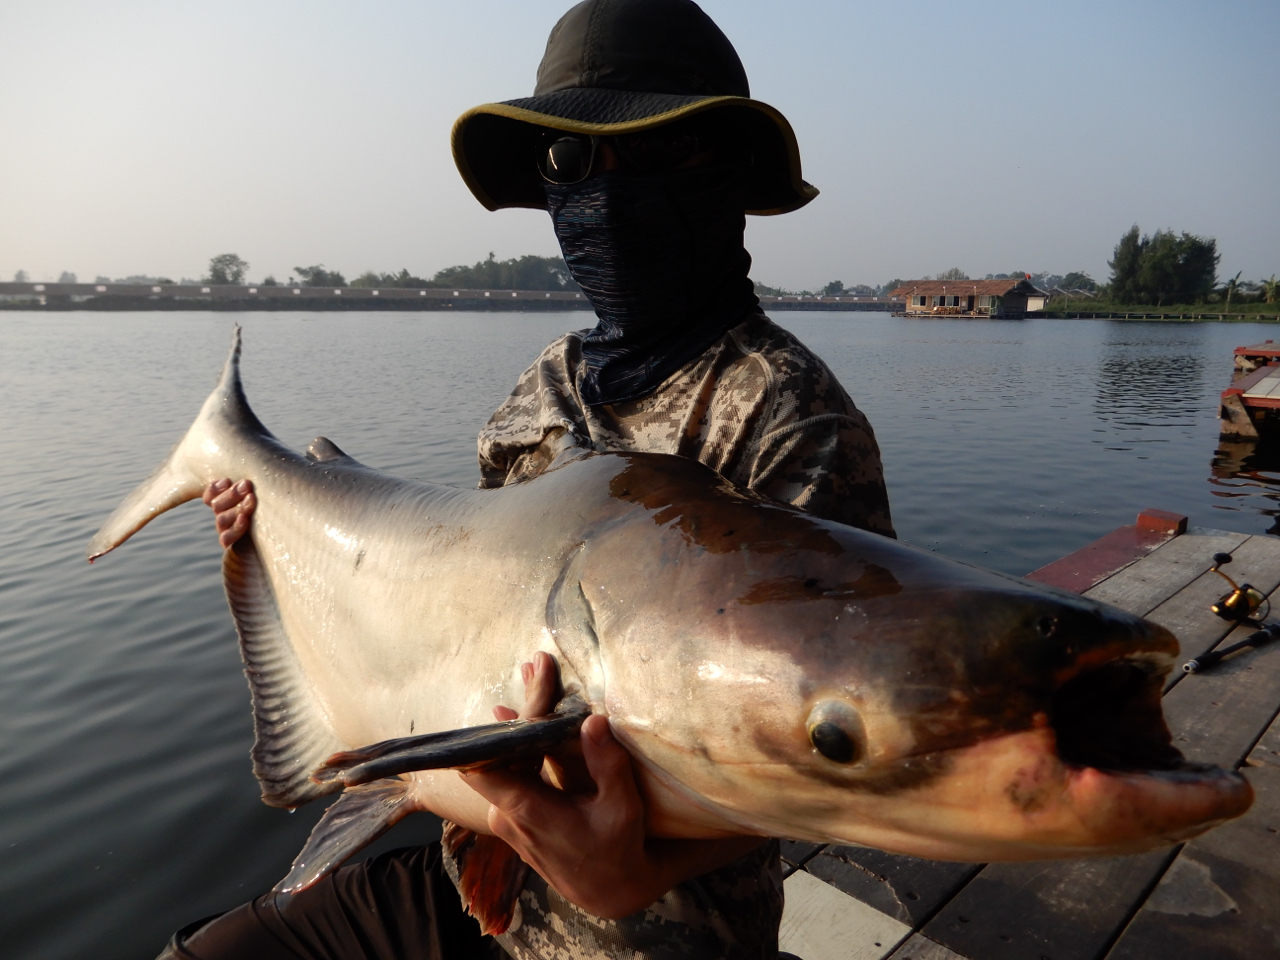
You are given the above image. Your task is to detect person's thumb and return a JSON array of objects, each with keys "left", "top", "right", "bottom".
[{"left": 580, "top": 715, "right": 635, "bottom": 800}]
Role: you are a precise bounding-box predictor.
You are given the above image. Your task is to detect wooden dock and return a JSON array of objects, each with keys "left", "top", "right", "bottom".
[
  {"left": 778, "top": 511, "right": 1280, "bottom": 960},
  {"left": 1221, "top": 341, "right": 1280, "bottom": 439}
]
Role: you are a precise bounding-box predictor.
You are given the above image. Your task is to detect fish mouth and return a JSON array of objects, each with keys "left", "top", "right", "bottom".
[
  {"left": 989, "top": 649, "right": 1256, "bottom": 856},
  {"left": 1049, "top": 654, "right": 1188, "bottom": 775}
]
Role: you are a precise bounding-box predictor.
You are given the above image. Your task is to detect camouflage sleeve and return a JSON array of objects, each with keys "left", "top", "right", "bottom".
[
  {"left": 747, "top": 409, "right": 896, "bottom": 537},
  {"left": 477, "top": 335, "right": 592, "bottom": 490}
]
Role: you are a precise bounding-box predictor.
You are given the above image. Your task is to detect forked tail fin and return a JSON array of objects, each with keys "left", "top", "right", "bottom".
[{"left": 87, "top": 325, "right": 263, "bottom": 560}]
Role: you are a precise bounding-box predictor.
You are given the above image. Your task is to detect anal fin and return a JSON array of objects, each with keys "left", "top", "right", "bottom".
[
  {"left": 274, "top": 778, "right": 416, "bottom": 894},
  {"left": 443, "top": 822, "right": 530, "bottom": 936},
  {"left": 224, "top": 537, "right": 346, "bottom": 808}
]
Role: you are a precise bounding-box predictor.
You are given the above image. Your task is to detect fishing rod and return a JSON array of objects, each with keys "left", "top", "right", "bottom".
[
  {"left": 1183, "top": 551, "right": 1278, "bottom": 673},
  {"left": 1183, "top": 622, "right": 1280, "bottom": 674}
]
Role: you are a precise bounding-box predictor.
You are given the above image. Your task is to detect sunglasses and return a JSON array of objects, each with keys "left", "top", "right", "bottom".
[{"left": 537, "top": 127, "right": 706, "bottom": 185}]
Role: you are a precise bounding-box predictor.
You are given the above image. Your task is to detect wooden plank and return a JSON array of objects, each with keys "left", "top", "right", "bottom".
[
  {"left": 1254, "top": 709, "right": 1280, "bottom": 761},
  {"left": 803, "top": 845, "right": 981, "bottom": 927},
  {"left": 1083, "top": 530, "right": 1248, "bottom": 616},
  {"left": 1162, "top": 622, "right": 1280, "bottom": 768},
  {"left": 1243, "top": 371, "right": 1280, "bottom": 398},
  {"left": 1025, "top": 519, "right": 1176, "bottom": 595},
  {"left": 781, "top": 840, "right": 826, "bottom": 877},
  {"left": 885, "top": 933, "right": 971, "bottom": 960},
  {"left": 778, "top": 869, "right": 912, "bottom": 960},
  {"left": 919, "top": 849, "right": 1176, "bottom": 960},
  {"left": 1104, "top": 725, "right": 1280, "bottom": 959},
  {"left": 1223, "top": 363, "right": 1276, "bottom": 396},
  {"left": 917, "top": 535, "right": 1280, "bottom": 960}
]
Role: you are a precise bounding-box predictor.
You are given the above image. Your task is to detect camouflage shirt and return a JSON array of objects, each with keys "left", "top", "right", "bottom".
[
  {"left": 477, "top": 311, "right": 895, "bottom": 537},
  {"left": 460, "top": 311, "right": 893, "bottom": 959},
  {"left": 445, "top": 838, "right": 784, "bottom": 960}
]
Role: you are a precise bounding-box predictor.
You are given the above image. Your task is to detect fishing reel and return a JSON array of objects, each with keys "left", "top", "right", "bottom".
[{"left": 1208, "top": 552, "right": 1269, "bottom": 623}]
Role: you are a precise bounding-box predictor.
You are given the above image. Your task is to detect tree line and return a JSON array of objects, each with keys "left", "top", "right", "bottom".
[
  {"left": 200, "top": 252, "right": 580, "bottom": 292},
  {"left": 1096, "top": 226, "right": 1273, "bottom": 308},
  {"left": 758, "top": 269, "right": 1101, "bottom": 300},
  {"left": 17, "top": 234, "right": 1273, "bottom": 310}
]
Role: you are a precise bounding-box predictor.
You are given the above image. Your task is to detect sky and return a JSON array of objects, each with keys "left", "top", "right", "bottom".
[{"left": 2, "top": 0, "right": 1276, "bottom": 291}]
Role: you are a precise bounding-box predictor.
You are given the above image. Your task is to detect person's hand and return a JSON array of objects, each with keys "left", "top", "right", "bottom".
[
  {"left": 464, "top": 652, "right": 765, "bottom": 919},
  {"left": 203, "top": 478, "right": 255, "bottom": 549}
]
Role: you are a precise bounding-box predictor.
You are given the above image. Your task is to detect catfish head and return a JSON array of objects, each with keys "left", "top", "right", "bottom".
[{"left": 563, "top": 456, "right": 1253, "bottom": 861}]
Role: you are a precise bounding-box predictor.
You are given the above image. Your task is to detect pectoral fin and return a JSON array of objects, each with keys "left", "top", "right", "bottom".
[
  {"left": 274, "top": 778, "right": 416, "bottom": 895},
  {"left": 312, "top": 695, "right": 591, "bottom": 788},
  {"left": 442, "top": 822, "right": 530, "bottom": 937}
]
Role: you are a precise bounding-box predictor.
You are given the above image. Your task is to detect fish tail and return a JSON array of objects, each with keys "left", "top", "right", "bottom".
[{"left": 87, "top": 326, "right": 261, "bottom": 560}]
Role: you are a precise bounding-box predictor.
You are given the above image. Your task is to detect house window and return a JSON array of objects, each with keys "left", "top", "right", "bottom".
[{"left": 979, "top": 295, "right": 990, "bottom": 307}]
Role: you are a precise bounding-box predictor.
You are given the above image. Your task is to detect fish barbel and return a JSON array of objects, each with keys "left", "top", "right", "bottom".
[{"left": 88, "top": 328, "right": 1251, "bottom": 889}]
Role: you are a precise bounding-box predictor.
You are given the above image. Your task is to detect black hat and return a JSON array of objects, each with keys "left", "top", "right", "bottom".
[{"left": 452, "top": 0, "right": 818, "bottom": 216}]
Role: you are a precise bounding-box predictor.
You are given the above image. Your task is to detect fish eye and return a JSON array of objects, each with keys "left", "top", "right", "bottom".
[{"left": 806, "top": 700, "right": 864, "bottom": 765}]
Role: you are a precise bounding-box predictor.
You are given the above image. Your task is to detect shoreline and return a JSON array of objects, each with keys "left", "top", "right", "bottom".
[{"left": 0, "top": 280, "right": 900, "bottom": 313}]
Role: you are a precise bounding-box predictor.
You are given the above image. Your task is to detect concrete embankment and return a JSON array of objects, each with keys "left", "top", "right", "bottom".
[{"left": 0, "top": 282, "right": 901, "bottom": 312}]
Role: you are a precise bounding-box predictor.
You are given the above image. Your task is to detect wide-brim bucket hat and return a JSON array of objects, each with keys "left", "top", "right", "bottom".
[{"left": 452, "top": 0, "right": 818, "bottom": 216}]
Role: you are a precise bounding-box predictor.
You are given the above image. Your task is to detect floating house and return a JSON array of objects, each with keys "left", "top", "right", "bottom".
[{"left": 890, "top": 278, "right": 1050, "bottom": 317}]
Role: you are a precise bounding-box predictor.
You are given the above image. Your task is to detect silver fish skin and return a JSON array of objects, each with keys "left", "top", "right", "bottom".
[{"left": 89, "top": 328, "right": 1252, "bottom": 867}]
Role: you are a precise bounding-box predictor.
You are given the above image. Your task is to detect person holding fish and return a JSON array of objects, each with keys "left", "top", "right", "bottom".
[{"left": 184, "top": 0, "right": 893, "bottom": 957}]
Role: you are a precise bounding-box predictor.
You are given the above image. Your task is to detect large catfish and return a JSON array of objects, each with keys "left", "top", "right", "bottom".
[{"left": 90, "top": 329, "right": 1250, "bottom": 920}]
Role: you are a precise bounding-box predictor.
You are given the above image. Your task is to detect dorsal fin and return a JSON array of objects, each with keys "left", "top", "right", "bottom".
[{"left": 306, "top": 436, "right": 349, "bottom": 462}]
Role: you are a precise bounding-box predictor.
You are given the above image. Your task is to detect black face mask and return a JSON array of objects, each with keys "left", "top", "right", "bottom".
[{"left": 546, "top": 165, "right": 759, "bottom": 406}]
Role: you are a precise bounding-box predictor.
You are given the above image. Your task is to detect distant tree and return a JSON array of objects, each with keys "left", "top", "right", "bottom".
[
  {"left": 117, "top": 274, "right": 173, "bottom": 284},
  {"left": 753, "top": 281, "right": 825, "bottom": 297},
  {"left": 294, "top": 265, "right": 347, "bottom": 287},
  {"left": 207, "top": 253, "right": 249, "bottom": 285},
  {"left": 1107, "top": 226, "right": 1143, "bottom": 301},
  {"left": 95, "top": 275, "right": 110, "bottom": 283},
  {"left": 935, "top": 267, "right": 969, "bottom": 281},
  {"left": 262, "top": 275, "right": 278, "bottom": 286},
  {"left": 1221, "top": 271, "right": 1243, "bottom": 312},
  {"left": 821, "top": 280, "right": 846, "bottom": 296},
  {"left": 431, "top": 253, "right": 577, "bottom": 291},
  {"left": 58, "top": 271, "right": 77, "bottom": 284},
  {"left": 13, "top": 269, "right": 28, "bottom": 282},
  {"left": 1108, "top": 225, "right": 1218, "bottom": 305},
  {"left": 350, "top": 268, "right": 433, "bottom": 288},
  {"left": 879, "top": 279, "right": 905, "bottom": 296},
  {"left": 1265, "top": 275, "right": 1278, "bottom": 305},
  {"left": 1060, "top": 271, "right": 1097, "bottom": 291}
]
